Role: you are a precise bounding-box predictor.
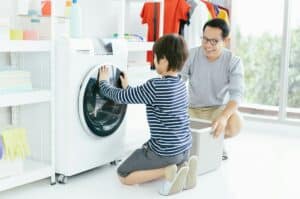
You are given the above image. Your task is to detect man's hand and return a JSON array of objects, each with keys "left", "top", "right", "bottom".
[
  {"left": 98, "top": 65, "right": 109, "bottom": 81},
  {"left": 212, "top": 115, "right": 228, "bottom": 138},
  {"left": 120, "top": 72, "right": 129, "bottom": 89}
]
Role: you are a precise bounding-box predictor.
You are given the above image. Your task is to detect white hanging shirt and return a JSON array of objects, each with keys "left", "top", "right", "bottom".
[{"left": 184, "top": 1, "right": 209, "bottom": 49}]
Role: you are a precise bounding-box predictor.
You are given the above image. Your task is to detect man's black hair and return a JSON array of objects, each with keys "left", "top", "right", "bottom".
[{"left": 203, "top": 18, "right": 230, "bottom": 38}]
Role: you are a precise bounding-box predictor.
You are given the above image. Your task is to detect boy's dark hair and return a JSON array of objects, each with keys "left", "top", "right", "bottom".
[
  {"left": 153, "top": 34, "right": 188, "bottom": 72},
  {"left": 203, "top": 18, "right": 230, "bottom": 39}
]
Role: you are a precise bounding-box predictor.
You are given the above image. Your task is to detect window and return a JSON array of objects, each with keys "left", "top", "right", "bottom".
[
  {"left": 232, "top": 0, "right": 300, "bottom": 121},
  {"left": 287, "top": 0, "right": 300, "bottom": 119}
]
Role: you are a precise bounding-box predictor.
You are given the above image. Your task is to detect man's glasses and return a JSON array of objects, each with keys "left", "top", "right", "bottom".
[{"left": 201, "top": 36, "right": 222, "bottom": 46}]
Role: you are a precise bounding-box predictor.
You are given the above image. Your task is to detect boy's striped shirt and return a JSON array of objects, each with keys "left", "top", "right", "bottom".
[{"left": 99, "top": 76, "right": 192, "bottom": 156}]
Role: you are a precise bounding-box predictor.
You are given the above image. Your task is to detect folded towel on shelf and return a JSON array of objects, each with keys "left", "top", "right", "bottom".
[
  {"left": 0, "top": 67, "right": 32, "bottom": 94},
  {"left": 0, "top": 85, "right": 33, "bottom": 95},
  {"left": 0, "top": 127, "right": 30, "bottom": 160}
]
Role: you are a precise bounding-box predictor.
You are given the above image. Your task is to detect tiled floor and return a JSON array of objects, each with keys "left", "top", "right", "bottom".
[{"left": 1, "top": 107, "right": 300, "bottom": 199}]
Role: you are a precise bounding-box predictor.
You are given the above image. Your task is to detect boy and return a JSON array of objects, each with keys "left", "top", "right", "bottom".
[{"left": 98, "top": 34, "right": 198, "bottom": 195}]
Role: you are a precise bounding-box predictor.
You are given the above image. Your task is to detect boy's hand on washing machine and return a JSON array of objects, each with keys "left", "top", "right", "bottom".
[
  {"left": 98, "top": 66, "right": 109, "bottom": 81},
  {"left": 120, "top": 72, "right": 129, "bottom": 89}
]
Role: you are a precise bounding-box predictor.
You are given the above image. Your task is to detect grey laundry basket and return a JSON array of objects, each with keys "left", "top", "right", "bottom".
[{"left": 190, "top": 118, "right": 224, "bottom": 175}]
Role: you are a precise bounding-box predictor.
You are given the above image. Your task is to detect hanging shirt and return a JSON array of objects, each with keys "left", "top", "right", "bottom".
[
  {"left": 178, "top": 13, "right": 190, "bottom": 36},
  {"left": 179, "top": 0, "right": 198, "bottom": 36},
  {"left": 201, "top": 0, "right": 217, "bottom": 18},
  {"left": 140, "top": 0, "right": 190, "bottom": 66},
  {"left": 218, "top": 5, "right": 230, "bottom": 18},
  {"left": 187, "top": 0, "right": 198, "bottom": 16},
  {"left": 213, "top": 4, "right": 220, "bottom": 16},
  {"left": 217, "top": 8, "right": 230, "bottom": 25},
  {"left": 184, "top": 1, "right": 209, "bottom": 49}
]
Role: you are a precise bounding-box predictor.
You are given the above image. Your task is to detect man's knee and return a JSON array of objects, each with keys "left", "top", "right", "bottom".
[{"left": 225, "top": 112, "right": 244, "bottom": 138}]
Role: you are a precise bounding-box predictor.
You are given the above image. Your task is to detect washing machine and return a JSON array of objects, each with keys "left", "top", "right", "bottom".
[{"left": 55, "top": 38, "right": 128, "bottom": 183}]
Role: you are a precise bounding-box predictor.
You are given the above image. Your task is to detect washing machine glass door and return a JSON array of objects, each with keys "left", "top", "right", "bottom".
[{"left": 78, "top": 65, "right": 127, "bottom": 137}]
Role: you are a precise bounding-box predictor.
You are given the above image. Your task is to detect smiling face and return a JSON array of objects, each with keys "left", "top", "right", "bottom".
[{"left": 202, "top": 26, "right": 228, "bottom": 61}]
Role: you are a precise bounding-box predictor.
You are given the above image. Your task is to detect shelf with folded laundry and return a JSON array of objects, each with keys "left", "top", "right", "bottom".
[
  {"left": 0, "top": 159, "right": 53, "bottom": 192},
  {"left": 0, "top": 68, "right": 33, "bottom": 94},
  {"left": 0, "top": 90, "right": 51, "bottom": 107},
  {"left": 0, "top": 40, "right": 51, "bottom": 52},
  {"left": 0, "top": 67, "right": 51, "bottom": 107},
  {"left": 0, "top": 98, "right": 53, "bottom": 191},
  {"left": 0, "top": 125, "right": 53, "bottom": 191}
]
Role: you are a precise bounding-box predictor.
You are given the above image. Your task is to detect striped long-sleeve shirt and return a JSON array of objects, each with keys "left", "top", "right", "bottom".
[{"left": 99, "top": 76, "right": 192, "bottom": 156}]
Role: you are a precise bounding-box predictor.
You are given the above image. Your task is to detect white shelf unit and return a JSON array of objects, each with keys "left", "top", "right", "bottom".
[
  {"left": 0, "top": 0, "right": 55, "bottom": 192},
  {"left": 0, "top": 160, "right": 53, "bottom": 192},
  {"left": 0, "top": 40, "right": 51, "bottom": 52},
  {"left": 0, "top": 41, "right": 51, "bottom": 52},
  {"left": 0, "top": 90, "right": 51, "bottom": 108}
]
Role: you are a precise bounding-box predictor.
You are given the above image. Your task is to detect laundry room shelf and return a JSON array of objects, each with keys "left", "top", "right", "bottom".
[
  {"left": 0, "top": 41, "right": 51, "bottom": 52},
  {"left": 0, "top": 159, "right": 53, "bottom": 192},
  {"left": 0, "top": 0, "right": 55, "bottom": 192},
  {"left": 0, "top": 90, "right": 51, "bottom": 107},
  {"left": 127, "top": 41, "right": 154, "bottom": 52}
]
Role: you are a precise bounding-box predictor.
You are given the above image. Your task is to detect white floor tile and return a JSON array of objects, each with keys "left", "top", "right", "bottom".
[
  {"left": 1, "top": 104, "right": 299, "bottom": 199},
  {"left": 1, "top": 128, "right": 299, "bottom": 199}
]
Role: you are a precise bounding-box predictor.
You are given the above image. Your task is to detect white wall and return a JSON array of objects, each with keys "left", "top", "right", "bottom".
[
  {"left": 53, "top": 0, "right": 147, "bottom": 64},
  {"left": 0, "top": 0, "right": 14, "bottom": 18},
  {"left": 0, "top": 0, "right": 11, "bottom": 124},
  {"left": 76, "top": 0, "right": 119, "bottom": 37},
  {"left": 0, "top": 0, "right": 143, "bottom": 39},
  {"left": 0, "top": 109, "right": 10, "bottom": 124},
  {"left": 54, "top": 0, "right": 146, "bottom": 38}
]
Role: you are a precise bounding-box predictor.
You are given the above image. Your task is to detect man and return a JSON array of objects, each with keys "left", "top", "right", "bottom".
[{"left": 181, "top": 18, "right": 244, "bottom": 160}]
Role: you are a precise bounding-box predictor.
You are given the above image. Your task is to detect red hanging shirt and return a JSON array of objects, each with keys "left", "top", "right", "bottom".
[{"left": 141, "top": 0, "right": 190, "bottom": 66}]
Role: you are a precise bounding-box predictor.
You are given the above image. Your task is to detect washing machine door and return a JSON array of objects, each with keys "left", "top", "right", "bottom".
[{"left": 78, "top": 65, "right": 127, "bottom": 137}]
